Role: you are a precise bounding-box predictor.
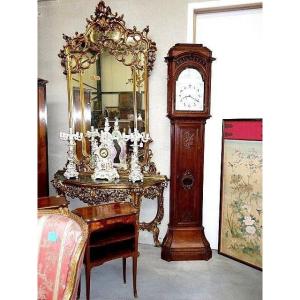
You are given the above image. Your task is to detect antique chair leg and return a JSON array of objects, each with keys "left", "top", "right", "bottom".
[
  {"left": 122, "top": 258, "right": 126, "bottom": 283},
  {"left": 85, "top": 264, "right": 91, "bottom": 300},
  {"left": 132, "top": 255, "right": 137, "bottom": 298},
  {"left": 77, "top": 277, "right": 81, "bottom": 299}
]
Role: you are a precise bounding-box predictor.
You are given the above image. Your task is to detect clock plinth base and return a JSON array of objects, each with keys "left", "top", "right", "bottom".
[{"left": 161, "top": 226, "right": 212, "bottom": 261}]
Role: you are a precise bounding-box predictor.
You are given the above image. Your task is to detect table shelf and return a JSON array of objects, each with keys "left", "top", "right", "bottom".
[
  {"left": 89, "top": 224, "right": 136, "bottom": 248},
  {"left": 72, "top": 202, "right": 140, "bottom": 299},
  {"left": 88, "top": 240, "right": 135, "bottom": 267}
]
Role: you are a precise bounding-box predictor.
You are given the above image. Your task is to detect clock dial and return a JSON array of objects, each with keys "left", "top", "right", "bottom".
[
  {"left": 175, "top": 68, "right": 204, "bottom": 111},
  {"left": 99, "top": 147, "right": 109, "bottom": 158}
]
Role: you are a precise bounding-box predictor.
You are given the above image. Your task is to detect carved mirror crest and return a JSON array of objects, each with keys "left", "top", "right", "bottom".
[{"left": 59, "top": 1, "right": 157, "bottom": 173}]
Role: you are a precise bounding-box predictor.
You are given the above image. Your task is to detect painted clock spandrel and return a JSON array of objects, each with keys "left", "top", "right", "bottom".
[{"left": 175, "top": 68, "right": 204, "bottom": 111}]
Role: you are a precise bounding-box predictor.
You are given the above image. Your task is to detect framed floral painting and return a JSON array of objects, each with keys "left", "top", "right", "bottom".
[{"left": 218, "top": 119, "right": 262, "bottom": 270}]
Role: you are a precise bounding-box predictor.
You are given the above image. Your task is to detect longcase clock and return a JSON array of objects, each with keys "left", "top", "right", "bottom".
[{"left": 161, "top": 43, "right": 215, "bottom": 261}]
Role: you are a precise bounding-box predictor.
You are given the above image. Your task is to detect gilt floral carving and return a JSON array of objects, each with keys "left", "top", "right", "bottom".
[{"left": 58, "top": 1, "right": 157, "bottom": 75}]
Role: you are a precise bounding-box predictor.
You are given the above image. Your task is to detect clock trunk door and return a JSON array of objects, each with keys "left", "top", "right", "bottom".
[{"left": 171, "top": 121, "right": 205, "bottom": 226}]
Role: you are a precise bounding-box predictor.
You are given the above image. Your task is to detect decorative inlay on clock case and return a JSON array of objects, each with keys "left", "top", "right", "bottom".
[{"left": 183, "top": 131, "right": 195, "bottom": 149}]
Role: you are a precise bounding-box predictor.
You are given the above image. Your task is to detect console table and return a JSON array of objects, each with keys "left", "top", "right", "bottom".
[{"left": 52, "top": 170, "right": 168, "bottom": 246}]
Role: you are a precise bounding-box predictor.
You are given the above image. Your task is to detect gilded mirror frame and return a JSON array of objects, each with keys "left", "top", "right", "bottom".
[{"left": 58, "top": 1, "right": 157, "bottom": 173}]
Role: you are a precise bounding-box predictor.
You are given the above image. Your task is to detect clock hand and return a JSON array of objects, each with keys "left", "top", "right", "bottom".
[{"left": 182, "top": 95, "right": 199, "bottom": 102}]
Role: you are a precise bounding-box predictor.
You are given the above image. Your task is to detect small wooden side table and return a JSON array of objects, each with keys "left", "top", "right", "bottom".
[
  {"left": 73, "top": 202, "right": 139, "bottom": 300},
  {"left": 38, "top": 196, "right": 68, "bottom": 210}
]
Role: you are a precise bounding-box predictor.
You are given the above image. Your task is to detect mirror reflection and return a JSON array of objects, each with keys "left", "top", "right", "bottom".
[{"left": 72, "top": 51, "right": 145, "bottom": 135}]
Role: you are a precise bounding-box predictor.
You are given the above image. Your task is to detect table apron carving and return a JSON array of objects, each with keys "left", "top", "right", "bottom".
[{"left": 52, "top": 172, "right": 168, "bottom": 247}]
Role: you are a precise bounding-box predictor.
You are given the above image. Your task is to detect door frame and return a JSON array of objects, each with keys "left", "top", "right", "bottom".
[{"left": 187, "top": 0, "right": 263, "bottom": 43}]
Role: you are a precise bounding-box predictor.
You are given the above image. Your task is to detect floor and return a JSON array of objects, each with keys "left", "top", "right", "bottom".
[{"left": 78, "top": 244, "right": 262, "bottom": 300}]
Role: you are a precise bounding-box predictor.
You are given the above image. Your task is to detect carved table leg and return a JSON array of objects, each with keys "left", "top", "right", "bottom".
[
  {"left": 131, "top": 191, "right": 142, "bottom": 211},
  {"left": 51, "top": 178, "right": 70, "bottom": 205},
  {"left": 139, "top": 185, "right": 165, "bottom": 247}
]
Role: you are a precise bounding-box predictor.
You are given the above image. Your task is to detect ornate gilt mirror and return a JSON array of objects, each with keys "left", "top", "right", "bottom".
[{"left": 58, "top": 1, "right": 157, "bottom": 173}]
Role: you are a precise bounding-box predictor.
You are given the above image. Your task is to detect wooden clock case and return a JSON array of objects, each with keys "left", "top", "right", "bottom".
[{"left": 161, "top": 43, "right": 215, "bottom": 261}]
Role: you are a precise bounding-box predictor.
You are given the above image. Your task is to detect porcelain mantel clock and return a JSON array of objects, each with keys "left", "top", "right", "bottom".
[{"left": 161, "top": 43, "right": 215, "bottom": 261}]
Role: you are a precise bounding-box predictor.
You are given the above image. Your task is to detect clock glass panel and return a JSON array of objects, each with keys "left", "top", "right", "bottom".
[{"left": 175, "top": 68, "right": 204, "bottom": 111}]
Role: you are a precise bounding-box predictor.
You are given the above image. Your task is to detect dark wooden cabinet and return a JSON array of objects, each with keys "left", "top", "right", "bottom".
[
  {"left": 73, "top": 203, "right": 139, "bottom": 299},
  {"left": 38, "top": 79, "right": 49, "bottom": 197},
  {"left": 161, "top": 44, "right": 215, "bottom": 261}
]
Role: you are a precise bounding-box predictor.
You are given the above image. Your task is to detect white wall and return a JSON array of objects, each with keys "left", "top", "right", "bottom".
[
  {"left": 192, "top": 3, "right": 262, "bottom": 250},
  {"left": 38, "top": 0, "right": 260, "bottom": 248}
]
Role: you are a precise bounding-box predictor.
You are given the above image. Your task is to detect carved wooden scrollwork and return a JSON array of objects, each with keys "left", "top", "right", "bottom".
[
  {"left": 175, "top": 53, "right": 210, "bottom": 68},
  {"left": 52, "top": 179, "right": 132, "bottom": 205},
  {"left": 181, "top": 170, "right": 194, "bottom": 190},
  {"left": 139, "top": 183, "right": 167, "bottom": 246},
  {"left": 58, "top": 1, "right": 157, "bottom": 75},
  {"left": 141, "top": 142, "right": 158, "bottom": 175},
  {"left": 183, "top": 130, "right": 195, "bottom": 149},
  {"left": 143, "top": 185, "right": 162, "bottom": 199}
]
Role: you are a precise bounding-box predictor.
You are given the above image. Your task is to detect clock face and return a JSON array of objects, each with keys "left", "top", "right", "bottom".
[
  {"left": 99, "top": 147, "right": 109, "bottom": 158},
  {"left": 175, "top": 68, "right": 204, "bottom": 111}
]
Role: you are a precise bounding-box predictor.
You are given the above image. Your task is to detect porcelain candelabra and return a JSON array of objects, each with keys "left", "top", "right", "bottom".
[
  {"left": 60, "top": 128, "right": 83, "bottom": 179},
  {"left": 85, "top": 126, "right": 100, "bottom": 168},
  {"left": 122, "top": 128, "right": 150, "bottom": 183}
]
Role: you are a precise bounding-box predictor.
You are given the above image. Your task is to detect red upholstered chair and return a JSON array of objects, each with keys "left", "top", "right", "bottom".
[{"left": 38, "top": 208, "right": 88, "bottom": 300}]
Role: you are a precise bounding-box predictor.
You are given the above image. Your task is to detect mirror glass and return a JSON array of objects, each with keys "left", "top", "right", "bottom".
[
  {"left": 175, "top": 68, "right": 204, "bottom": 111},
  {"left": 69, "top": 51, "right": 147, "bottom": 169},
  {"left": 72, "top": 51, "right": 146, "bottom": 134},
  {"left": 60, "top": 0, "right": 157, "bottom": 172}
]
